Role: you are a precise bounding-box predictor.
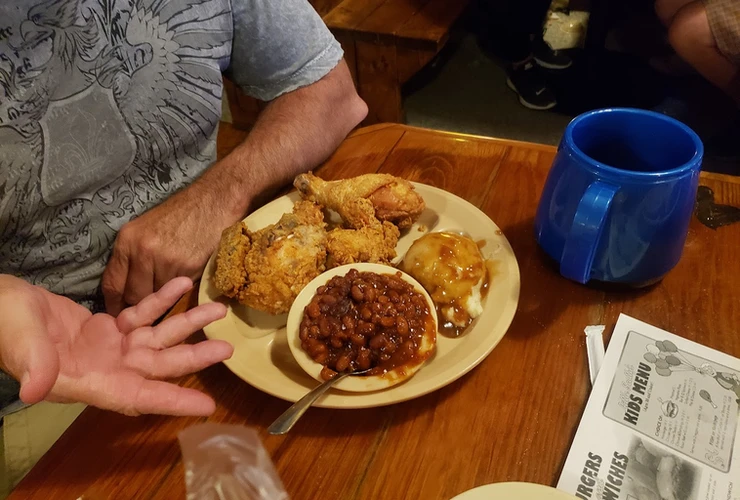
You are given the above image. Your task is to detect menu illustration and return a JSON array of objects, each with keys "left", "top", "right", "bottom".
[{"left": 558, "top": 315, "right": 740, "bottom": 500}]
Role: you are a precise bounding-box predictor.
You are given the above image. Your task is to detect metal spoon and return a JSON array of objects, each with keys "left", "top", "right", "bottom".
[{"left": 268, "top": 369, "right": 370, "bottom": 435}]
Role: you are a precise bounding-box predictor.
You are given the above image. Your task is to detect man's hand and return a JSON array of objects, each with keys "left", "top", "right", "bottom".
[
  {"left": 102, "top": 184, "right": 235, "bottom": 315},
  {"left": 0, "top": 275, "right": 232, "bottom": 416}
]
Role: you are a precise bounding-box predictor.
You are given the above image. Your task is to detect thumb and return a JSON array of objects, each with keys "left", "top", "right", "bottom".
[
  {"left": 16, "top": 332, "right": 59, "bottom": 404},
  {"left": 0, "top": 280, "right": 60, "bottom": 404}
]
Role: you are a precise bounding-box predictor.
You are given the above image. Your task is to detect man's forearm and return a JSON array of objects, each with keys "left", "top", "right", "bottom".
[{"left": 194, "top": 60, "right": 367, "bottom": 220}]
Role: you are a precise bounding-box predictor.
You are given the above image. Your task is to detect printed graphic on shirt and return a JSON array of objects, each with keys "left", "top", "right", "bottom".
[{"left": 0, "top": 0, "right": 231, "bottom": 297}]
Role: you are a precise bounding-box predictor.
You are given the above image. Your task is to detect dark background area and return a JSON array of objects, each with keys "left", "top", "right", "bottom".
[{"left": 401, "top": 0, "right": 739, "bottom": 174}]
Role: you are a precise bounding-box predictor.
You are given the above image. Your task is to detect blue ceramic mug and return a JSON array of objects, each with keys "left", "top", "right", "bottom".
[{"left": 535, "top": 108, "right": 703, "bottom": 286}]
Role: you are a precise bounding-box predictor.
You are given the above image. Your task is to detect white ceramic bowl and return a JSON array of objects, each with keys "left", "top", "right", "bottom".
[{"left": 286, "top": 263, "right": 438, "bottom": 392}]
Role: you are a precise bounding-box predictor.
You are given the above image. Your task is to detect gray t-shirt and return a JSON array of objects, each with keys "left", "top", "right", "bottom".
[{"left": 0, "top": 0, "right": 343, "bottom": 306}]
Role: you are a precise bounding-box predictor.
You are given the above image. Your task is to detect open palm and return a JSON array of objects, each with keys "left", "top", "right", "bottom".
[{"left": 0, "top": 277, "right": 231, "bottom": 416}]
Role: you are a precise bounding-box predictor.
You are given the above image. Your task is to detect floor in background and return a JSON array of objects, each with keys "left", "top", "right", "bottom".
[
  {"left": 403, "top": 34, "right": 573, "bottom": 146},
  {"left": 401, "top": 0, "right": 590, "bottom": 146}
]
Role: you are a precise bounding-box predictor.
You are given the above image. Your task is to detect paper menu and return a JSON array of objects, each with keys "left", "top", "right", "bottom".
[{"left": 557, "top": 314, "right": 740, "bottom": 500}]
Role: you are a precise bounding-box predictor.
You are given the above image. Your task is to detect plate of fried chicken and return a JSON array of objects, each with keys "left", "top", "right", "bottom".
[{"left": 198, "top": 173, "right": 520, "bottom": 408}]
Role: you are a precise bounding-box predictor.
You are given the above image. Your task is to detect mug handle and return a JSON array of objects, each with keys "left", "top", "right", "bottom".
[{"left": 560, "top": 181, "right": 619, "bottom": 284}]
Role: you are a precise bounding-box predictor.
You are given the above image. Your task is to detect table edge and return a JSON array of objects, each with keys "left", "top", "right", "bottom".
[{"left": 350, "top": 125, "right": 740, "bottom": 186}]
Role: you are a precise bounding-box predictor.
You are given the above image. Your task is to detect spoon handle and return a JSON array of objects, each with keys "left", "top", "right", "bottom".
[{"left": 268, "top": 373, "right": 349, "bottom": 435}]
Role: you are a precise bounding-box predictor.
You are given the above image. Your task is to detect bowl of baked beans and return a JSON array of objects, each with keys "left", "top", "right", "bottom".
[{"left": 286, "top": 263, "right": 438, "bottom": 392}]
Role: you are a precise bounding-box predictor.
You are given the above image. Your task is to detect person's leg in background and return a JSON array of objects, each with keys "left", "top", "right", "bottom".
[
  {"left": 526, "top": 1, "right": 573, "bottom": 71},
  {"left": 656, "top": 0, "right": 740, "bottom": 103},
  {"left": 1, "top": 402, "right": 85, "bottom": 497},
  {"left": 645, "top": 0, "right": 694, "bottom": 77},
  {"left": 655, "top": 0, "right": 694, "bottom": 26},
  {"left": 478, "top": 0, "right": 570, "bottom": 110}
]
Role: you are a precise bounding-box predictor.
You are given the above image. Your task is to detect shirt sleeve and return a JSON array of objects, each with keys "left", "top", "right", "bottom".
[{"left": 227, "top": 0, "right": 344, "bottom": 101}]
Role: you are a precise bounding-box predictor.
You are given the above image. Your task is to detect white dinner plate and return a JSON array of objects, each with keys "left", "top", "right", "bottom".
[
  {"left": 198, "top": 182, "right": 520, "bottom": 408},
  {"left": 451, "top": 482, "right": 577, "bottom": 500}
]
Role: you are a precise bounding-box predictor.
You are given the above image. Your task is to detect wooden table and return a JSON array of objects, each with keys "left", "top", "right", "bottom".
[{"left": 10, "top": 124, "right": 740, "bottom": 500}]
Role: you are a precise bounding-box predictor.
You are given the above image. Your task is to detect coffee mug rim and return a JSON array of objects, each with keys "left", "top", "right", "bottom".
[{"left": 564, "top": 107, "right": 704, "bottom": 180}]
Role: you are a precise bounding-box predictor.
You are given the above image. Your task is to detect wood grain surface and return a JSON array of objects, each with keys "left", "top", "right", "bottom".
[{"left": 10, "top": 124, "right": 740, "bottom": 500}]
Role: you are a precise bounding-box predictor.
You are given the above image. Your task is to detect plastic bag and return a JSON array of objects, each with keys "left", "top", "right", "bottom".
[{"left": 178, "top": 423, "right": 289, "bottom": 500}]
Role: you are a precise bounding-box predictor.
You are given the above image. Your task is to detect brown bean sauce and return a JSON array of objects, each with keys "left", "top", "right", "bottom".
[{"left": 299, "top": 269, "right": 434, "bottom": 380}]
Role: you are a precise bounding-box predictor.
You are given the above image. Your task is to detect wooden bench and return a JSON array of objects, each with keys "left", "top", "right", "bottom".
[{"left": 226, "top": 0, "right": 471, "bottom": 128}]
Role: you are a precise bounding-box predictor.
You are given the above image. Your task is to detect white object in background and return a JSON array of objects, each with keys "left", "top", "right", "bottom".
[
  {"left": 543, "top": 10, "right": 590, "bottom": 50},
  {"left": 584, "top": 325, "right": 606, "bottom": 385}
]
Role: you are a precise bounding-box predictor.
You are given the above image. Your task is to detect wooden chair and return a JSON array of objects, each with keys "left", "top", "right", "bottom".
[
  {"left": 226, "top": 0, "right": 471, "bottom": 129},
  {"left": 324, "top": 0, "right": 471, "bottom": 124}
]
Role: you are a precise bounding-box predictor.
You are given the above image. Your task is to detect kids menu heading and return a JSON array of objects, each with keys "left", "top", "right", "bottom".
[{"left": 558, "top": 315, "right": 740, "bottom": 500}]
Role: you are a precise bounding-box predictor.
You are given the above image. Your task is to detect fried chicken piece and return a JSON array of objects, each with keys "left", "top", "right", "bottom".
[
  {"left": 294, "top": 173, "right": 425, "bottom": 229},
  {"left": 325, "top": 221, "right": 400, "bottom": 268},
  {"left": 213, "top": 221, "right": 251, "bottom": 298},
  {"left": 213, "top": 201, "right": 328, "bottom": 315},
  {"left": 284, "top": 198, "right": 327, "bottom": 226}
]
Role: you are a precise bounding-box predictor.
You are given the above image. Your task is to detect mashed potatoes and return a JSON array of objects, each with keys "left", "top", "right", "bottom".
[{"left": 400, "top": 232, "right": 488, "bottom": 336}]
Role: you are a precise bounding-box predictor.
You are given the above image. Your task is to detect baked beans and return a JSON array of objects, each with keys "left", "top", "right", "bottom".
[{"left": 299, "top": 269, "right": 434, "bottom": 380}]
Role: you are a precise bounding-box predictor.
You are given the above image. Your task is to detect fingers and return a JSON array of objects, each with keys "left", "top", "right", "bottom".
[
  {"left": 124, "top": 340, "right": 233, "bottom": 379},
  {"left": 0, "top": 281, "right": 60, "bottom": 404},
  {"left": 154, "top": 259, "right": 195, "bottom": 292},
  {"left": 103, "top": 225, "right": 157, "bottom": 315},
  {"left": 132, "top": 380, "right": 217, "bottom": 416},
  {"left": 54, "top": 372, "right": 217, "bottom": 417},
  {"left": 122, "top": 258, "right": 155, "bottom": 310},
  {"left": 153, "top": 303, "right": 227, "bottom": 348},
  {"left": 126, "top": 302, "right": 227, "bottom": 349},
  {"left": 116, "top": 277, "right": 194, "bottom": 334},
  {"left": 102, "top": 244, "right": 129, "bottom": 316}
]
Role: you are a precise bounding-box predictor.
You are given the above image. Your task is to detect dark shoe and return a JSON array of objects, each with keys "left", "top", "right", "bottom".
[
  {"left": 532, "top": 37, "right": 573, "bottom": 70},
  {"left": 506, "top": 61, "right": 558, "bottom": 110}
]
